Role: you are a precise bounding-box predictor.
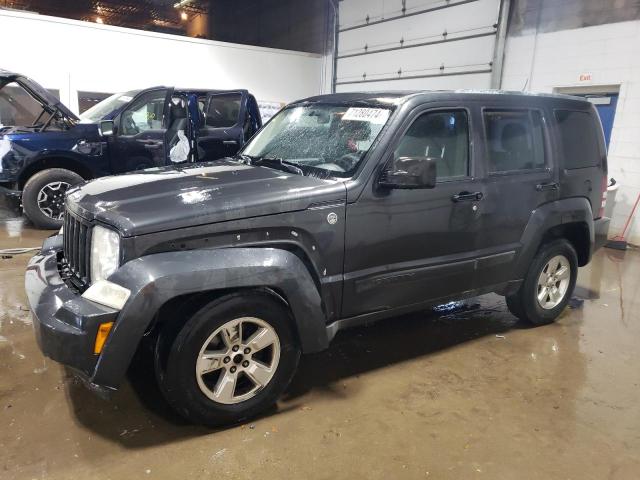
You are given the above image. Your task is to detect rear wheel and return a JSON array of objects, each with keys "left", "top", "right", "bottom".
[
  {"left": 22, "top": 168, "right": 83, "bottom": 229},
  {"left": 156, "top": 292, "right": 300, "bottom": 427},
  {"left": 506, "top": 239, "right": 578, "bottom": 325}
]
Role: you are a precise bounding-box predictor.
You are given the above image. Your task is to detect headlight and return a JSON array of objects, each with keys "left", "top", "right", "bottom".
[{"left": 90, "top": 225, "right": 120, "bottom": 283}]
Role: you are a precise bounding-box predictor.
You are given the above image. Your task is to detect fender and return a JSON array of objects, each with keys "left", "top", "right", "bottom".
[
  {"left": 17, "top": 150, "right": 100, "bottom": 184},
  {"left": 513, "top": 197, "right": 594, "bottom": 279},
  {"left": 93, "top": 247, "right": 328, "bottom": 389}
]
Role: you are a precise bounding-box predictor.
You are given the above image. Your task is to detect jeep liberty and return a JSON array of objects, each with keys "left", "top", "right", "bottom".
[{"left": 25, "top": 91, "right": 610, "bottom": 426}]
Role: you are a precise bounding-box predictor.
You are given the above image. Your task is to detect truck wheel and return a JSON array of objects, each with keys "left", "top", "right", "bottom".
[
  {"left": 506, "top": 239, "right": 578, "bottom": 326},
  {"left": 22, "top": 168, "right": 83, "bottom": 229},
  {"left": 156, "top": 292, "right": 301, "bottom": 427}
]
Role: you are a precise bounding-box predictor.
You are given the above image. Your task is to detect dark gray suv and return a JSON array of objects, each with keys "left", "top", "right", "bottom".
[{"left": 25, "top": 91, "right": 610, "bottom": 426}]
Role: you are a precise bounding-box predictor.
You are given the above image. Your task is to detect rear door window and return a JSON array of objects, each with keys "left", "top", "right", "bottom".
[
  {"left": 204, "top": 92, "right": 242, "bottom": 128},
  {"left": 554, "top": 110, "right": 601, "bottom": 169},
  {"left": 484, "top": 110, "right": 546, "bottom": 173}
]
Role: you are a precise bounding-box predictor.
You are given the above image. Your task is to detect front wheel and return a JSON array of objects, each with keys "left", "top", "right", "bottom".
[
  {"left": 156, "top": 292, "right": 301, "bottom": 427},
  {"left": 22, "top": 168, "right": 84, "bottom": 229},
  {"left": 506, "top": 239, "right": 578, "bottom": 325}
]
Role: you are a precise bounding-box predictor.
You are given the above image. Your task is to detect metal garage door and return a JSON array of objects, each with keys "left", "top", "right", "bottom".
[{"left": 334, "top": 0, "right": 508, "bottom": 92}]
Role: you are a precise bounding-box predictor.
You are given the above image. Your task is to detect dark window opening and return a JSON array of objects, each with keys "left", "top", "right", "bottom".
[{"left": 78, "top": 91, "right": 113, "bottom": 114}]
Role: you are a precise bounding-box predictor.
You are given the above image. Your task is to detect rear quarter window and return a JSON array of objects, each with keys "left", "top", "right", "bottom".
[{"left": 554, "top": 110, "right": 601, "bottom": 169}]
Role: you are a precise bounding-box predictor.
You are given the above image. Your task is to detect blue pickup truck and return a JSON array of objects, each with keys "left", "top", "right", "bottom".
[{"left": 0, "top": 69, "right": 262, "bottom": 228}]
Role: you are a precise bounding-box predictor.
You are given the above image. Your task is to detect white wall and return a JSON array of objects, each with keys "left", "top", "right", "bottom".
[
  {"left": 335, "top": 0, "right": 500, "bottom": 92},
  {"left": 0, "top": 9, "right": 323, "bottom": 113},
  {"left": 502, "top": 20, "right": 640, "bottom": 245}
]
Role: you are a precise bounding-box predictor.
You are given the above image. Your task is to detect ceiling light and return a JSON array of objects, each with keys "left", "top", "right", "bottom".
[
  {"left": 95, "top": 17, "right": 104, "bottom": 24},
  {"left": 181, "top": 11, "right": 188, "bottom": 20}
]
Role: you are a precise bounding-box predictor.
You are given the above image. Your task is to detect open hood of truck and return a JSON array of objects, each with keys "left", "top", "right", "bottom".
[
  {"left": 66, "top": 159, "right": 346, "bottom": 236},
  {"left": 0, "top": 69, "right": 79, "bottom": 122}
]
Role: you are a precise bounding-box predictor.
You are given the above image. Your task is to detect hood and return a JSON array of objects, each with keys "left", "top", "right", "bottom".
[
  {"left": 0, "top": 69, "right": 79, "bottom": 122},
  {"left": 66, "top": 159, "right": 346, "bottom": 236}
]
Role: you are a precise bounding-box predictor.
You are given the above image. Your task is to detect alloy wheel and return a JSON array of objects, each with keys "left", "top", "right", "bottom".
[
  {"left": 36, "top": 181, "right": 71, "bottom": 220},
  {"left": 536, "top": 254, "right": 571, "bottom": 309},
  {"left": 195, "top": 317, "right": 281, "bottom": 404}
]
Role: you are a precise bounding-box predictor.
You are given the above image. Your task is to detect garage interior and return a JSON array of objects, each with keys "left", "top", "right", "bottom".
[{"left": 1, "top": 0, "right": 640, "bottom": 479}]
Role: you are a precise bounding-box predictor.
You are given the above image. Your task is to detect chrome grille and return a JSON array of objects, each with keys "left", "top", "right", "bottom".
[{"left": 63, "top": 211, "right": 90, "bottom": 284}]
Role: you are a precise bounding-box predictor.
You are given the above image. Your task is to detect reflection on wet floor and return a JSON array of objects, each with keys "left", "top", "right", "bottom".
[{"left": 1, "top": 218, "right": 640, "bottom": 479}]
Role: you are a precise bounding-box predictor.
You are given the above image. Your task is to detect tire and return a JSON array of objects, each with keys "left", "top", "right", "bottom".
[
  {"left": 156, "top": 292, "right": 301, "bottom": 427},
  {"left": 22, "top": 168, "right": 84, "bottom": 229},
  {"left": 506, "top": 239, "right": 578, "bottom": 326}
]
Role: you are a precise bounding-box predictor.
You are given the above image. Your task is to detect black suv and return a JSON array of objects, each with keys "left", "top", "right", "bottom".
[{"left": 25, "top": 91, "right": 610, "bottom": 426}]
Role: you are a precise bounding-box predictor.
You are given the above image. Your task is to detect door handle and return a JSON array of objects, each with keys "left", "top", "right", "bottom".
[
  {"left": 140, "top": 139, "right": 163, "bottom": 149},
  {"left": 452, "top": 191, "right": 483, "bottom": 202},
  {"left": 536, "top": 182, "right": 559, "bottom": 192},
  {"left": 223, "top": 140, "right": 239, "bottom": 145}
]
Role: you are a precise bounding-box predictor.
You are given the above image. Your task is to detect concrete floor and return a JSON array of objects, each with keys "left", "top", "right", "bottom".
[{"left": 1, "top": 209, "right": 639, "bottom": 479}]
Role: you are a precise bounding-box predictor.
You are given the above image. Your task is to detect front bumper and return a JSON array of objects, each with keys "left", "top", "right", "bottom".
[
  {"left": 594, "top": 217, "right": 611, "bottom": 252},
  {"left": 25, "top": 235, "right": 119, "bottom": 395}
]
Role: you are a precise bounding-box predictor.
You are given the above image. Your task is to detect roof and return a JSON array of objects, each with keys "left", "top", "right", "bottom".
[{"left": 295, "top": 89, "right": 591, "bottom": 107}]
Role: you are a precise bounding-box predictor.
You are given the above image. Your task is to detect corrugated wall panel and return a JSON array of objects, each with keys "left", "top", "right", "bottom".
[{"left": 335, "top": 0, "right": 502, "bottom": 91}]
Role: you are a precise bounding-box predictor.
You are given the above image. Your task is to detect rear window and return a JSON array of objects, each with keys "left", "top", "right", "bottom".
[
  {"left": 554, "top": 110, "right": 601, "bottom": 169},
  {"left": 484, "top": 110, "right": 546, "bottom": 173}
]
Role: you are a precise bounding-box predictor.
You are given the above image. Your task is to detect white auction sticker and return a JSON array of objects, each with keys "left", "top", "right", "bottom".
[{"left": 342, "top": 107, "right": 390, "bottom": 124}]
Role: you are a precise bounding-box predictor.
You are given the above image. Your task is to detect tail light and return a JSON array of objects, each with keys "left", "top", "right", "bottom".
[{"left": 598, "top": 176, "right": 608, "bottom": 218}]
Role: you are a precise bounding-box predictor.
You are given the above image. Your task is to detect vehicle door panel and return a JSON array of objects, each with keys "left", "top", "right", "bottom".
[
  {"left": 197, "top": 91, "right": 247, "bottom": 162},
  {"left": 475, "top": 107, "right": 559, "bottom": 286},
  {"left": 342, "top": 107, "right": 483, "bottom": 318},
  {"left": 108, "top": 88, "right": 171, "bottom": 173}
]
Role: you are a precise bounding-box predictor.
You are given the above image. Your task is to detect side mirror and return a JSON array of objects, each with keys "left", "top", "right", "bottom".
[
  {"left": 379, "top": 156, "right": 437, "bottom": 189},
  {"left": 99, "top": 120, "right": 115, "bottom": 137}
]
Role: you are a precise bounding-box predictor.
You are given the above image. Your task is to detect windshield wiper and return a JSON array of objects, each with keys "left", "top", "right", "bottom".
[
  {"left": 235, "top": 153, "right": 253, "bottom": 164},
  {"left": 247, "top": 156, "right": 304, "bottom": 176}
]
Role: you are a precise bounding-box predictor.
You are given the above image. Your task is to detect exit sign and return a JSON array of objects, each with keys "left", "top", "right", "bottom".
[{"left": 579, "top": 73, "right": 593, "bottom": 82}]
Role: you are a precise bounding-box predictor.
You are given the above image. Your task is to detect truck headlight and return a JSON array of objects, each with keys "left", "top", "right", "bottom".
[{"left": 90, "top": 225, "right": 120, "bottom": 283}]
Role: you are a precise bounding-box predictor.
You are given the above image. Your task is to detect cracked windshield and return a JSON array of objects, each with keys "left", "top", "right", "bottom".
[{"left": 241, "top": 104, "right": 392, "bottom": 177}]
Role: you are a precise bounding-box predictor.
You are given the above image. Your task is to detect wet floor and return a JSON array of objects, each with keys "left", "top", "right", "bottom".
[{"left": 1, "top": 215, "right": 639, "bottom": 479}]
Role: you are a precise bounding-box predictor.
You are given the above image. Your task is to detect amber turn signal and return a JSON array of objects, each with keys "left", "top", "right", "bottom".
[{"left": 94, "top": 322, "right": 114, "bottom": 354}]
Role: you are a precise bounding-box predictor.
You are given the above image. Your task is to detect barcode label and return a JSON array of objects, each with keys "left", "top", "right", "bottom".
[{"left": 342, "top": 107, "right": 390, "bottom": 124}]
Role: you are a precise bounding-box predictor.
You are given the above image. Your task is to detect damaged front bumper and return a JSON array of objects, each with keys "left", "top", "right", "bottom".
[{"left": 24, "top": 235, "right": 119, "bottom": 397}]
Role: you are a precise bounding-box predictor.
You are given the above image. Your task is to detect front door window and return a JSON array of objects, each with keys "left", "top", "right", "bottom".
[
  {"left": 120, "top": 90, "right": 166, "bottom": 135},
  {"left": 394, "top": 110, "right": 470, "bottom": 181}
]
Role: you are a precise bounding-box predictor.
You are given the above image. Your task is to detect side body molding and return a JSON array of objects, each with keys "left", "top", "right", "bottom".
[
  {"left": 513, "top": 197, "right": 594, "bottom": 279},
  {"left": 94, "top": 247, "right": 327, "bottom": 389}
]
